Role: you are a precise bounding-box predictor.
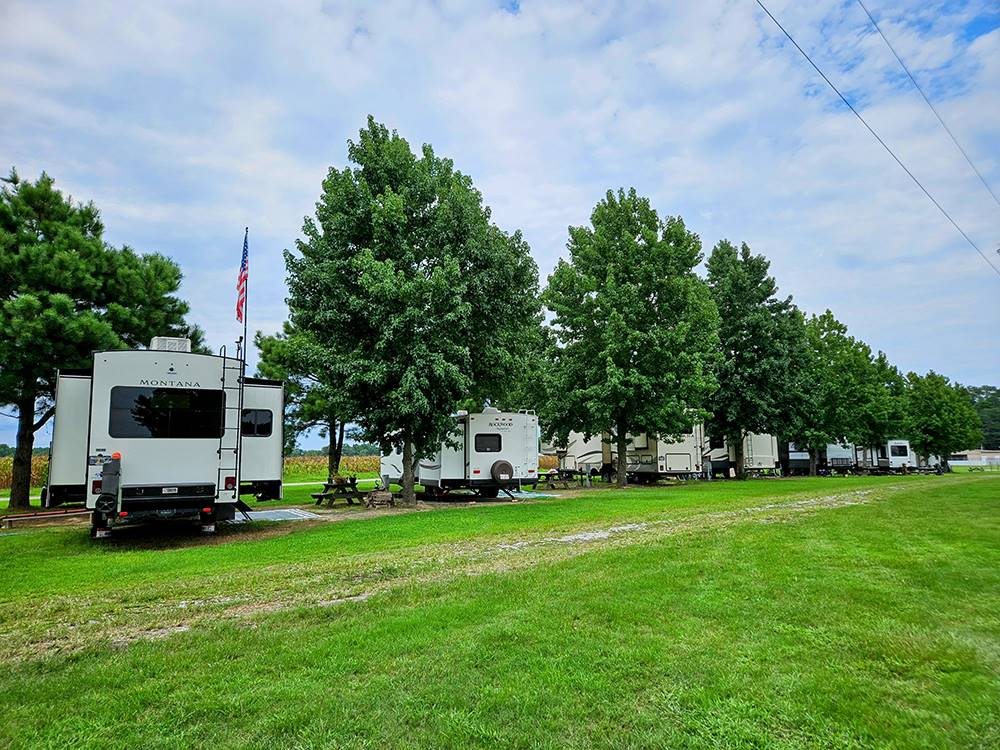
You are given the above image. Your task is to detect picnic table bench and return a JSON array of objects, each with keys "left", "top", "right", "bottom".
[
  {"left": 2, "top": 507, "right": 91, "bottom": 529},
  {"left": 312, "top": 477, "right": 366, "bottom": 507},
  {"left": 535, "top": 470, "right": 590, "bottom": 490}
]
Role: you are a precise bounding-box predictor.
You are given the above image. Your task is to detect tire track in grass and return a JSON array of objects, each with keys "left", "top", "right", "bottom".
[{"left": 0, "top": 484, "right": 914, "bottom": 662}]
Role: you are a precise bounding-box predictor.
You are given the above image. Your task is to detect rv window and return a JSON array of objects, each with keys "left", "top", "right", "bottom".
[
  {"left": 890, "top": 445, "right": 908, "bottom": 457},
  {"left": 109, "top": 387, "right": 224, "bottom": 439},
  {"left": 474, "top": 434, "right": 502, "bottom": 453},
  {"left": 708, "top": 434, "right": 724, "bottom": 450},
  {"left": 241, "top": 409, "right": 273, "bottom": 438}
]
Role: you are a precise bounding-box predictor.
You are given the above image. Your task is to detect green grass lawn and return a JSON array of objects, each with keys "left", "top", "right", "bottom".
[{"left": 1, "top": 474, "right": 998, "bottom": 748}]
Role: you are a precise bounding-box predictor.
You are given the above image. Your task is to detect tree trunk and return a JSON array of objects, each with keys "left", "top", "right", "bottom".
[
  {"left": 9, "top": 397, "right": 36, "bottom": 511},
  {"left": 401, "top": 437, "right": 416, "bottom": 506},
  {"left": 335, "top": 422, "right": 346, "bottom": 472},
  {"left": 733, "top": 432, "right": 745, "bottom": 480},
  {"left": 327, "top": 419, "right": 346, "bottom": 476},
  {"left": 326, "top": 417, "right": 340, "bottom": 479},
  {"left": 808, "top": 449, "right": 818, "bottom": 477},
  {"left": 616, "top": 422, "right": 628, "bottom": 489}
]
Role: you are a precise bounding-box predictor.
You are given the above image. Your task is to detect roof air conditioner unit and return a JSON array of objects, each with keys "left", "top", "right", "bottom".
[{"left": 150, "top": 337, "right": 192, "bottom": 353}]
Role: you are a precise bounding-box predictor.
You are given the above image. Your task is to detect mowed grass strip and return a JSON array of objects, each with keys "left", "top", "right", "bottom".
[{"left": 2, "top": 475, "right": 998, "bottom": 748}]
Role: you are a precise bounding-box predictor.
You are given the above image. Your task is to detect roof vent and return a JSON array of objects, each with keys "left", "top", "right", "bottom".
[
  {"left": 482, "top": 406, "right": 501, "bottom": 414},
  {"left": 150, "top": 337, "right": 192, "bottom": 353}
]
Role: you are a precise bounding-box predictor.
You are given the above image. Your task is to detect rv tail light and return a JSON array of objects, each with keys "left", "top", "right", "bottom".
[
  {"left": 111, "top": 451, "right": 122, "bottom": 460},
  {"left": 224, "top": 476, "right": 237, "bottom": 491},
  {"left": 472, "top": 469, "right": 481, "bottom": 475},
  {"left": 118, "top": 511, "right": 129, "bottom": 518},
  {"left": 202, "top": 507, "right": 212, "bottom": 515},
  {"left": 91, "top": 480, "right": 102, "bottom": 494},
  {"left": 528, "top": 469, "right": 536, "bottom": 473}
]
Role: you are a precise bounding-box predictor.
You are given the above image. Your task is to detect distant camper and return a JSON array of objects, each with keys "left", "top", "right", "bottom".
[
  {"left": 44, "top": 337, "right": 283, "bottom": 536},
  {"left": 784, "top": 442, "right": 857, "bottom": 474},
  {"left": 599, "top": 427, "right": 709, "bottom": 482},
  {"left": 856, "top": 439, "right": 918, "bottom": 471},
  {"left": 381, "top": 408, "right": 539, "bottom": 497},
  {"left": 704, "top": 432, "right": 781, "bottom": 477}
]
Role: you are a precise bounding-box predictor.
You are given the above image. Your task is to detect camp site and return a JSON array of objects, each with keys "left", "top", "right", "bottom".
[{"left": 2, "top": 2, "right": 999, "bottom": 748}]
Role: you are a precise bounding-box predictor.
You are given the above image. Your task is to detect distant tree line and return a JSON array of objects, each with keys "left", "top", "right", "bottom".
[
  {"left": 0, "top": 445, "right": 50, "bottom": 458},
  {"left": 964, "top": 386, "right": 1000, "bottom": 451}
]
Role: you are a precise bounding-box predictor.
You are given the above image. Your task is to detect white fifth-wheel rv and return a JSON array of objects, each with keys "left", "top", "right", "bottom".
[
  {"left": 381, "top": 408, "right": 539, "bottom": 497},
  {"left": 704, "top": 433, "right": 781, "bottom": 477},
  {"left": 599, "top": 427, "right": 710, "bottom": 481},
  {"left": 43, "top": 337, "right": 283, "bottom": 536}
]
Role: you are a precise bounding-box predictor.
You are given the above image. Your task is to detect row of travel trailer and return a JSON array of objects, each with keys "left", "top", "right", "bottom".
[
  {"left": 551, "top": 431, "right": 936, "bottom": 481},
  {"left": 41, "top": 338, "right": 935, "bottom": 538},
  {"left": 553, "top": 429, "right": 782, "bottom": 481}
]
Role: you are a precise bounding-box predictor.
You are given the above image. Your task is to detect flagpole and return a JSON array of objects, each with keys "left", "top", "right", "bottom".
[{"left": 242, "top": 226, "right": 249, "bottom": 369}]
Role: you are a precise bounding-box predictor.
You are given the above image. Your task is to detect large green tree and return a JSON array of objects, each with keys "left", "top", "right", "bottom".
[
  {"left": 964, "top": 385, "right": 1000, "bottom": 450},
  {"left": 542, "top": 189, "right": 719, "bottom": 487},
  {"left": 705, "top": 240, "right": 803, "bottom": 478},
  {"left": 853, "top": 351, "right": 907, "bottom": 465},
  {"left": 255, "top": 322, "right": 355, "bottom": 476},
  {"left": 0, "top": 169, "right": 203, "bottom": 509},
  {"left": 905, "top": 371, "right": 982, "bottom": 471},
  {"left": 285, "top": 118, "right": 540, "bottom": 504},
  {"left": 786, "top": 311, "right": 874, "bottom": 475}
]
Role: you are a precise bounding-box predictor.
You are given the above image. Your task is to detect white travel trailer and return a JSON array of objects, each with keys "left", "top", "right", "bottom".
[
  {"left": 856, "top": 439, "right": 917, "bottom": 471},
  {"left": 43, "top": 338, "right": 284, "bottom": 536},
  {"left": 825, "top": 442, "right": 856, "bottom": 470},
  {"left": 706, "top": 433, "right": 780, "bottom": 477},
  {"left": 380, "top": 408, "right": 539, "bottom": 497},
  {"left": 784, "top": 442, "right": 856, "bottom": 474},
  {"left": 556, "top": 431, "right": 606, "bottom": 475},
  {"left": 600, "top": 426, "right": 709, "bottom": 481}
]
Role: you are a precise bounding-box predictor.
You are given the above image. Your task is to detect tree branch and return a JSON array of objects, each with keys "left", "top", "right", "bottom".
[{"left": 32, "top": 405, "right": 56, "bottom": 432}]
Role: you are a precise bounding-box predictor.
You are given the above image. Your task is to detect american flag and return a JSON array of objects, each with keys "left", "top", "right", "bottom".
[{"left": 236, "top": 228, "right": 248, "bottom": 322}]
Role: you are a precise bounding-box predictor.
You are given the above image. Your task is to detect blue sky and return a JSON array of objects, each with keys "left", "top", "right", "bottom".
[{"left": 2, "top": 0, "right": 998, "bottom": 449}]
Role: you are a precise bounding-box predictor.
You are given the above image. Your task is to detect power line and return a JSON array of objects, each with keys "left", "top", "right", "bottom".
[
  {"left": 754, "top": 0, "right": 1000, "bottom": 278},
  {"left": 856, "top": 0, "right": 1000, "bottom": 211}
]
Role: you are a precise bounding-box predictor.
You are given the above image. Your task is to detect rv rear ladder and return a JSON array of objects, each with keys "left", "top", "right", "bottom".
[{"left": 216, "top": 350, "right": 246, "bottom": 502}]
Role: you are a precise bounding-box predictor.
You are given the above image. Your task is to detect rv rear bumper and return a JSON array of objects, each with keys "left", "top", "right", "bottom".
[{"left": 437, "top": 478, "right": 538, "bottom": 489}]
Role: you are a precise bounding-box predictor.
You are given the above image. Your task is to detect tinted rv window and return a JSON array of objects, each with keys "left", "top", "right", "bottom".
[
  {"left": 241, "top": 409, "right": 273, "bottom": 437},
  {"left": 109, "top": 387, "right": 224, "bottom": 439},
  {"left": 890, "top": 445, "right": 908, "bottom": 457},
  {"left": 474, "top": 434, "right": 502, "bottom": 453}
]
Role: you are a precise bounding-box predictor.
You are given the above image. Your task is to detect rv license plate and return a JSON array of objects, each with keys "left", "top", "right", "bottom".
[
  {"left": 162, "top": 487, "right": 179, "bottom": 494},
  {"left": 499, "top": 473, "right": 510, "bottom": 480}
]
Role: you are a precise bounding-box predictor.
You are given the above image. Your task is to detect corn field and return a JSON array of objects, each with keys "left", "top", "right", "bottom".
[
  {"left": 0, "top": 457, "right": 49, "bottom": 490},
  {"left": 284, "top": 454, "right": 381, "bottom": 477}
]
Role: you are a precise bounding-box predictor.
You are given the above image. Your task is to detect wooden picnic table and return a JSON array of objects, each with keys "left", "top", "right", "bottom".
[
  {"left": 311, "top": 477, "right": 366, "bottom": 507},
  {"left": 536, "top": 470, "right": 590, "bottom": 490}
]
